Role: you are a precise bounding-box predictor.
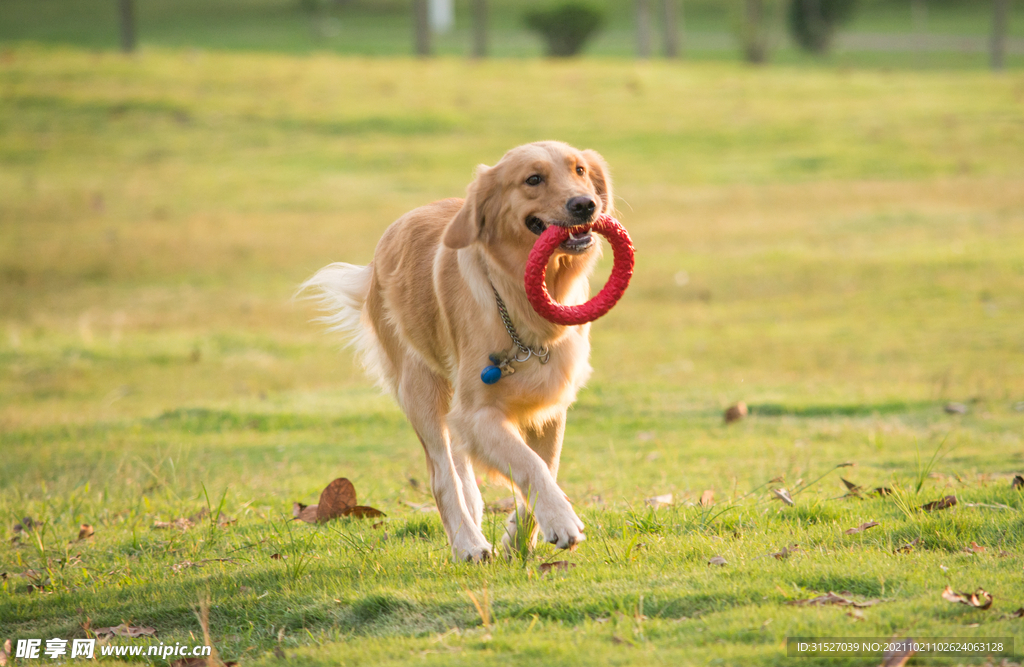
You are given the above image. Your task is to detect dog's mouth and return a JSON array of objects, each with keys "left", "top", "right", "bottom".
[{"left": 525, "top": 216, "right": 595, "bottom": 255}]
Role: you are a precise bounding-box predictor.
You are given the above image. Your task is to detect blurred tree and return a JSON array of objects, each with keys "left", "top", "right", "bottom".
[
  {"left": 414, "top": 0, "right": 430, "bottom": 56},
  {"left": 524, "top": 3, "right": 605, "bottom": 57},
  {"left": 118, "top": 0, "right": 136, "bottom": 52},
  {"left": 637, "top": 0, "right": 652, "bottom": 58},
  {"left": 991, "top": 0, "right": 1008, "bottom": 70},
  {"left": 472, "top": 0, "right": 488, "bottom": 58},
  {"left": 662, "top": 0, "right": 681, "bottom": 58},
  {"left": 738, "top": 0, "right": 770, "bottom": 63},
  {"left": 787, "top": 0, "right": 858, "bottom": 54}
]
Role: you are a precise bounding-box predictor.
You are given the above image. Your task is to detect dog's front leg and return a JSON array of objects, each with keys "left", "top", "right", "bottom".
[
  {"left": 454, "top": 407, "right": 584, "bottom": 549},
  {"left": 399, "top": 365, "right": 492, "bottom": 562},
  {"left": 501, "top": 414, "right": 567, "bottom": 556}
]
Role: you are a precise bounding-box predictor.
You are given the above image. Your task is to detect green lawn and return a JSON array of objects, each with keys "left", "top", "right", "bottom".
[{"left": 1, "top": 46, "right": 1024, "bottom": 665}]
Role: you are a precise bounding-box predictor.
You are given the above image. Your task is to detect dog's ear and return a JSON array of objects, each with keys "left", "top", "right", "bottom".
[
  {"left": 582, "top": 149, "right": 614, "bottom": 217},
  {"left": 444, "top": 165, "right": 499, "bottom": 249}
]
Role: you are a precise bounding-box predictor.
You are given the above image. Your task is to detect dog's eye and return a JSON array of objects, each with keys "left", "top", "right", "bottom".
[
  {"left": 576, "top": 166, "right": 585, "bottom": 176},
  {"left": 525, "top": 174, "right": 542, "bottom": 186}
]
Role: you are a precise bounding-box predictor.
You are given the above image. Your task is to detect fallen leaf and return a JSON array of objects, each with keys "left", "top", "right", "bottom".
[
  {"left": 770, "top": 544, "right": 800, "bottom": 560},
  {"left": 944, "top": 402, "right": 968, "bottom": 414},
  {"left": 768, "top": 475, "right": 785, "bottom": 484},
  {"left": 844, "top": 521, "right": 880, "bottom": 535},
  {"left": 837, "top": 462, "right": 855, "bottom": 468},
  {"left": 94, "top": 624, "right": 157, "bottom": 638},
  {"left": 771, "top": 488, "right": 794, "bottom": 506},
  {"left": 610, "top": 635, "right": 634, "bottom": 646},
  {"left": 485, "top": 497, "right": 516, "bottom": 514},
  {"left": 708, "top": 556, "right": 727, "bottom": 567},
  {"left": 1012, "top": 475, "right": 1023, "bottom": 490},
  {"left": 316, "top": 478, "right": 358, "bottom": 522},
  {"left": 920, "top": 495, "right": 957, "bottom": 512},
  {"left": 787, "top": 591, "right": 880, "bottom": 607},
  {"left": 343, "top": 505, "right": 386, "bottom": 518},
  {"left": 894, "top": 538, "right": 921, "bottom": 553},
  {"left": 1009, "top": 608, "right": 1023, "bottom": 618},
  {"left": 292, "top": 478, "right": 386, "bottom": 523},
  {"left": 840, "top": 478, "right": 862, "bottom": 496},
  {"left": 941, "top": 585, "right": 993, "bottom": 610},
  {"left": 538, "top": 561, "right": 576, "bottom": 575},
  {"left": 77, "top": 524, "right": 95, "bottom": 541},
  {"left": 153, "top": 517, "right": 194, "bottom": 530},
  {"left": 963, "top": 541, "right": 985, "bottom": 554},
  {"left": 292, "top": 502, "right": 318, "bottom": 523},
  {"left": 646, "top": 493, "right": 673, "bottom": 508},
  {"left": 372, "top": 521, "right": 385, "bottom": 530},
  {"left": 881, "top": 638, "right": 915, "bottom": 667},
  {"left": 846, "top": 608, "right": 865, "bottom": 620},
  {"left": 699, "top": 490, "right": 715, "bottom": 506},
  {"left": 724, "top": 401, "right": 748, "bottom": 423},
  {"left": 270, "top": 553, "right": 284, "bottom": 560},
  {"left": 873, "top": 487, "right": 892, "bottom": 497}
]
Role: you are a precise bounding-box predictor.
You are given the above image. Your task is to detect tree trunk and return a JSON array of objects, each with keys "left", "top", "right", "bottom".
[
  {"left": 662, "top": 0, "right": 679, "bottom": 58},
  {"left": 743, "top": 0, "right": 767, "bottom": 63},
  {"left": 637, "top": 0, "right": 652, "bottom": 59},
  {"left": 118, "top": 0, "right": 136, "bottom": 53},
  {"left": 472, "top": 0, "right": 487, "bottom": 59},
  {"left": 414, "top": 0, "right": 431, "bottom": 57},
  {"left": 991, "top": 0, "right": 1008, "bottom": 71}
]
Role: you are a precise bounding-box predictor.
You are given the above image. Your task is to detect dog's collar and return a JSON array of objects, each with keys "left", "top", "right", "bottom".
[{"left": 480, "top": 281, "right": 549, "bottom": 385}]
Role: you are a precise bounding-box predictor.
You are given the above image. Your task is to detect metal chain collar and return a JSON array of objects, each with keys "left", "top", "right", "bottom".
[{"left": 491, "top": 283, "right": 550, "bottom": 365}]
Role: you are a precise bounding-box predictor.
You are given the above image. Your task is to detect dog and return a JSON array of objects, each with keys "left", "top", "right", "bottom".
[{"left": 302, "top": 141, "right": 614, "bottom": 561}]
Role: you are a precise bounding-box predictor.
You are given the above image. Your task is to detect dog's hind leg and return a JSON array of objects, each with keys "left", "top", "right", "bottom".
[{"left": 399, "top": 359, "right": 492, "bottom": 562}]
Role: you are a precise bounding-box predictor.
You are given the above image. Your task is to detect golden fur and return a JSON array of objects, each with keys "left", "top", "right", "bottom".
[{"left": 303, "top": 141, "right": 614, "bottom": 560}]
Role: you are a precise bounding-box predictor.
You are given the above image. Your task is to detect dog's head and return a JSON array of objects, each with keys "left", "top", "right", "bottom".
[{"left": 443, "top": 142, "right": 613, "bottom": 270}]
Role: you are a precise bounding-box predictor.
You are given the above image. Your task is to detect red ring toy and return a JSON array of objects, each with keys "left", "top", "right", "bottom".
[{"left": 524, "top": 215, "right": 634, "bottom": 326}]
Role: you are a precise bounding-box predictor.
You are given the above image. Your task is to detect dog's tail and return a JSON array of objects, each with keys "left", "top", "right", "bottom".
[{"left": 297, "top": 263, "right": 394, "bottom": 393}]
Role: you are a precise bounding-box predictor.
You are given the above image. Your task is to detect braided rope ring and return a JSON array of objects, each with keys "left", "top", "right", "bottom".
[{"left": 524, "top": 215, "right": 635, "bottom": 326}]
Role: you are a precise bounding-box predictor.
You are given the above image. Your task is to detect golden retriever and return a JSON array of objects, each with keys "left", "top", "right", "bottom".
[{"left": 303, "top": 141, "right": 614, "bottom": 561}]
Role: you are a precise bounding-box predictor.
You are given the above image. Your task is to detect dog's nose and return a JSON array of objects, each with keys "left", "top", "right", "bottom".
[{"left": 566, "top": 196, "right": 596, "bottom": 220}]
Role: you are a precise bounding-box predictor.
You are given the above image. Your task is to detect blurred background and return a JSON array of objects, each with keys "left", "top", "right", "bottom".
[{"left": 0, "top": 0, "right": 1021, "bottom": 67}]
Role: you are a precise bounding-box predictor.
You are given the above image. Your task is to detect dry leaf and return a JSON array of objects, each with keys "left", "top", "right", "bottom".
[
  {"left": 1009, "top": 608, "right": 1023, "bottom": 618},
  {"left": 270, "top": 553, "right": 284, "bottom": 560},
  {"left": 846, "top": 608, "right": 865, "bottom": 620},
  {"left": 538, "top": 561, "right": 576, "bottom": 575},
  {"left": 699, "top": 490, "right": 715, "bottom": 506},
  {"left": 873, "top": 487, "right": 892, "bottom": 497},
  {"left": 292, "top": 478, "right": 386, "bottom": 523},
  {"left": 844, "top": 521, "right": 880, "bottom": 535},
  {"left": 1012, "top": 475, "right": 1023, "bottom": 490},
  {"left": 315, "top": 478, "right": 358, "bottom": 522},
  {"left": 841, "top": 478, "right": 862, "bottom": 496},
  {"left": 963, "top": 541, "right": 985, "bottom": 554},
  {"left": 153, "top": 518, "right": 194, "bottom": 530},
  {"left": 610, "top": 635, "right": 634, "bottom": 646},
  {"left": 708, "top": 556, "right": 727, "bottom": 567},
  {"left": 292, "top": 502, "right": 318, "bottom": 523},
  {"left": 77, "top": 524, "right": 95, "bottom": 541},
  {"left": 787, "top": 591, "right": 880, "bottom": 607},
  {"left": 944, "top": 402, "right": 968, "bottom": 414},
  {"left": 724, "top": 401, "right": 748, "bottom": 423},
  {"left": 941, "top": 585, "right": 993, "bottom": 610},
  {"left": 342, "top": 505, "right": 386, "bottom": 519},
  {"left": 920, "top": 495, "right": 957, "bottom": 512},
  {"left": 646, "top": 493, "right": 673, "bottom": 508},
  {"left": 770, "top": 544, "right": 800, "bottom": 560},
  {"left": 894, "top": 538, "right": 921, "bottom": 553},
  {"left": 837, "top": 462, "right": 855, "bottom": 468},
  {"left": 881, "top": 638, "right": 916, "bottom": 667},
  {"left": 771, "top": 488, "right": 794, "bottom": 506},
  {"left": 94, "top": 624, "right": 157, "bottom": 638}
]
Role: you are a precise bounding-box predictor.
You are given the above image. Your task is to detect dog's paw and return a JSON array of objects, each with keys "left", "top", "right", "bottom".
[
  {"left": 453, "top": 541, "right": 493, "bottom": 563},
  {"left": 537, "top": 504, "right": 585, "bottom": 550}
]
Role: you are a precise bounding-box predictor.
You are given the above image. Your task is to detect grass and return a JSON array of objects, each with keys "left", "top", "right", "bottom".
[{"left": 1, "top": 45, "right": 1024, "bottom": 665}]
